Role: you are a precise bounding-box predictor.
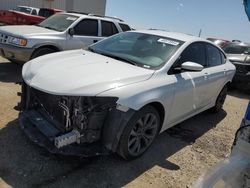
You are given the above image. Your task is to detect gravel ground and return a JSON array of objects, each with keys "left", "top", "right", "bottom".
[{"left": 0, "top": 57, "right": 249, "bottom": 188}]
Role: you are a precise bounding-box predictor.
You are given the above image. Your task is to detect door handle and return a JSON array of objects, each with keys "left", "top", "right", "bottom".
[
  {"left": 204, "top": 72, "right": 208, "bottom": 80},
  {"left": 224, "top": 69, "right": 227, "bottom": 75},
  {"left": 93, "top": 40, "right": 98, "bottom": 43}
]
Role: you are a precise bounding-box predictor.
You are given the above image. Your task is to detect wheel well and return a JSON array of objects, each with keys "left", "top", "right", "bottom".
[
  {"left": 225, "top": 81, "right": 231, "bottom": 87},
  {"left": 147, "top": 102, "right": 165, "bottom": 130},
  {"left": 31, "top": 45, "right": 60, "bottom": 57}
]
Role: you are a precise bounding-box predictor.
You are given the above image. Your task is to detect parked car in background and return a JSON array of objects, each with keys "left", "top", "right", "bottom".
[
  {"left": 0, "top": 12, "right": 132, "bottom": 63},
  {"left": 222, "top": 42, "right": 250, "bottom": 91},
  {"left": 232, "top": 39, "right": 242, "bottom": 43},
  {"left": 19, "top": 30, "right": 235, "bottom": 160},
  {"left": 207, "top": 37, "right": 230, "bottom": 48},
  {"left": 0, "top": 6, "right": 61, "bottom": 25}
]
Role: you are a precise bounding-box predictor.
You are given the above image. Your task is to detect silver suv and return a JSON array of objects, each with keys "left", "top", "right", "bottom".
[{"left": 0, "top": 12, "right": 131, "bottom": 63}]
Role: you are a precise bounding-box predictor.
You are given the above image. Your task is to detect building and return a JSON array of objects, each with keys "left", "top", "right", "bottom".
[{"left": 0, "top": 0, "right": 106, "bottom": 15}]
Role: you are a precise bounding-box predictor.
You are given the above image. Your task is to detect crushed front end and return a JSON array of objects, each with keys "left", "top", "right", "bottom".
[{"left": 18, "top": 82, "right": 119, "bottom": 157}]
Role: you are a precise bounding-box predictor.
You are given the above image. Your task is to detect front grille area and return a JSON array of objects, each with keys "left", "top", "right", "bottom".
[
  {"left": 29, "top": 87, "right": 67, "bottom": 130},
  {"left": 0, "top": 33, "right": 10, "bottom": 44},
  {"left": 21, "top": 83, "right": 118, "bottom": 143}
]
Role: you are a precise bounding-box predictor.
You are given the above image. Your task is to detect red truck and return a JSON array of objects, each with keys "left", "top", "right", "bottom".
[{"left": 0, "top": 6, "right": 62, "bottom": 25}]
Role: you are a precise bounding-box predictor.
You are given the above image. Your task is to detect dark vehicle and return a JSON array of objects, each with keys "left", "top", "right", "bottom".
[{"left": 223, "top": 42, "right": 250, "bottom": 91}]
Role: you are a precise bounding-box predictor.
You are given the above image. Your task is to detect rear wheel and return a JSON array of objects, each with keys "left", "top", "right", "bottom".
[
  {"left": 31, "top": 47, "right": 57, "bottom": 60},
  {"left": 117, "top": 106, "right": 160, "bottom": 160},
  {"left": 210, "top": 85, "right": 228, "bottom": 113}
]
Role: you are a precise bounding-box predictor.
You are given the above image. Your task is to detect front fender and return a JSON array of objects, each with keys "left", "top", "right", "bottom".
[{"left": 102, "top": 108, "right": 136, "bottom": 152}]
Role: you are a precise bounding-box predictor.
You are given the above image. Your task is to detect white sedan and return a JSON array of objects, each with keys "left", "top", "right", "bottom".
[{"left": 20, "top": 30, "right": 235, "bottom": 160}]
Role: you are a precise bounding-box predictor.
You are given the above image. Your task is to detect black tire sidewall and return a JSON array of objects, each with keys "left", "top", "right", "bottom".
[
  {"left": 117, "top": 105, "right": 160, "bottom": 160},
  {"left": 212, "top": 85, "right": 228, "bottom": 113}
]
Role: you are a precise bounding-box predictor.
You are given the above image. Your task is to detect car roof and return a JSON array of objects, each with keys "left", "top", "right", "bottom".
[
  {"left": 130, "top": 29, "right": 206, "bottom": 42},
  {"left": 62, "top": 12, "right": 125, "bottom": 23},
  {"left": 18, "top": 5, "right": 38, "bottom": 9}
]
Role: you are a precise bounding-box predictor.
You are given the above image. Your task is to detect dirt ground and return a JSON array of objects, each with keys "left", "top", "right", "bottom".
[{"left": 0, "top": 56, "right": 249, "bottom": 188}]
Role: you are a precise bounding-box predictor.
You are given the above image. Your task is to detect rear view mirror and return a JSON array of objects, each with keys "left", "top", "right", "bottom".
[
  {"left": 181, "top": 62, "right": 204, "bottom": 72},
  {"left": 68, "top": 28, "right": 75, "bottom": 36}
]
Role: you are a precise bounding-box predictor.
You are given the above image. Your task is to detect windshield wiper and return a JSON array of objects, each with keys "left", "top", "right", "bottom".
[
  {"left": 42, "top": 26, "right": 59, "bottom": 31},
  {"left": 88, "top": 48, "right": 138, "bottom": 66}
]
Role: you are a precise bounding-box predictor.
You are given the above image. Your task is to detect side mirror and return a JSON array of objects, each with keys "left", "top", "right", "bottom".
[
  {"left": 181, "top": 62, "right": 204, "bottom": 72},
  {"left": 68, "top": 28, "right": 75, "bottom": 36}
]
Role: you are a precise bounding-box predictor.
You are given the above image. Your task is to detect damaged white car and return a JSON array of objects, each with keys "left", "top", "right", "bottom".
[{"left": 19, "top": 30, "right": 235, "bottom": 160}]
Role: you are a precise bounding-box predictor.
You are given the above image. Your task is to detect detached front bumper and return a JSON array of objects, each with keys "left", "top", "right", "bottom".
[
  {"left": 19, "top": 110, "right": 109, "bottom": 157},
  {"left": 0, "top": 43, "right": 33, "bottom": 63}
]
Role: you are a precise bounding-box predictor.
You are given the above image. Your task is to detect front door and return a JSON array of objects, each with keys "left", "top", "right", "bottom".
[
  {"left": 66, "top": 18, "right": 103, "bottom": 50},
  {"left": 167, "top": 42, "right": 209, "bottom": 125}
]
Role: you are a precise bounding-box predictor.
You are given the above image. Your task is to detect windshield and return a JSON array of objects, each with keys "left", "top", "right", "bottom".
[
  {"left": 38, "top": 14, "right": 79, "bottom": 32},
  {"left": 89, "top": 32, "right": 184, "bottom": 69},
  {"left": 223, "top": 43, "right": 250, "bottom": 54},
  {"left": 16, "top": 7, "right": 31, "bottom": 14}
]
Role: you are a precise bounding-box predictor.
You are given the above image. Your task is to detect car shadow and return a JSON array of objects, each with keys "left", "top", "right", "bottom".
[
  {"left": 228, "top": 89, "right": 250, "bottom": 100},
  {"left": 0, "top": 110, "right": 227, "bottom": 188},
  {"left": 0, "top": 61, "right": 23, "bottom": 83}
]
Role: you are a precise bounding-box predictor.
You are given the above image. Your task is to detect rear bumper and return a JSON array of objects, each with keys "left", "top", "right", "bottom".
[
  {"left": 0, "top": 43, "right": 33, "bottom": 63},
  {"left": 19, "top": 110, "right": 109, "bottom": 157}
]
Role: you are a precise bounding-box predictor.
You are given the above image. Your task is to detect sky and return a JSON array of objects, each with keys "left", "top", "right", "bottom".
[{"left": 106, "top": 0, "right": 250, "bottom": 42}]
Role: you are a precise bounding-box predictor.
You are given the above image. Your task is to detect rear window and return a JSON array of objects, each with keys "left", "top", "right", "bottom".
[
  {"left": 101, "top": 21, "right": 118, "bottom": 37},
  {"left": 206, "top": 44, "right": 222, "bottom": 67},
  {"left": 119, "top": 23, "right": 131, "bottom": 31},
  {"left": 38, "top": 9, "right": 54, "bottom": 18}
]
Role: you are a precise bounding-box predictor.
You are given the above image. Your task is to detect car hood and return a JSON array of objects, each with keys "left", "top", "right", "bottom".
[
  {"left": 227, "top": 54, "right": 250, "bottom": 64},
  {"left": 22, "top": 49, "right": 155, "bottom": 96},
  {"left": 0, "top": 25, "right": 58, "bottom": 37}
]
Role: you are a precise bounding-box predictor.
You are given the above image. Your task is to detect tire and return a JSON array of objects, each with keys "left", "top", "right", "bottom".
[
  {"left": 31, "top": 47, "right": 57, "bottom": 60},
  {"left": 117, "top": 106, "right": 160, "bottom": 160},
  {"left": 210, "top": 85, "right": 228, "bottom": 113}
]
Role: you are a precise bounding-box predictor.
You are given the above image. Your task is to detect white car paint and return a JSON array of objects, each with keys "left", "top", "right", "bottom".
[{"left": 22, "top": 30, "right": 236, "bottom": 133}]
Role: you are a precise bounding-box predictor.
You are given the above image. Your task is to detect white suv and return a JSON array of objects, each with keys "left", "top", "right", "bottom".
[
  {"left": 0, "top": 12, "right": 131, "bottom": 63},
  {"left": 19, "top": 30, "right": 235, "bottom": 160}
]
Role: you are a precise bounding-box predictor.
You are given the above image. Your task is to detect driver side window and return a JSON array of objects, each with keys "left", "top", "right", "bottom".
[
  {"left": 178, "top": 43, "right": 206, "bottom": 67},
  {"left": 74, "top": 19, "right": 98, "bottom": 36},
  {"left": 169, "top": 43, "right": 206, "bottom": 74}
]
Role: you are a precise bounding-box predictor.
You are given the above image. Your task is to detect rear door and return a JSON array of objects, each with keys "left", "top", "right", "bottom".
[{"left": 204, "top": 44, "right": 227, "bottom": 103}]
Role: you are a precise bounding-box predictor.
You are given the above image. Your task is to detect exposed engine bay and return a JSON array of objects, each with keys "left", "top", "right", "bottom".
[{"left": 19, "top": 82, "right": 118, "bottom": 150}]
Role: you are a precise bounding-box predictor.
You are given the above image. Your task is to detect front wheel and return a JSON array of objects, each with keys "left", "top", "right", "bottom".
[
  {"left": 117, "top": 106, "right": 160, "bottom": 160},
  {"left": 210, "top": 85, "right": 228, "bottom": 113},
  {"left": 31, "top": 47, "right": 57, "bottom": 60}
]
